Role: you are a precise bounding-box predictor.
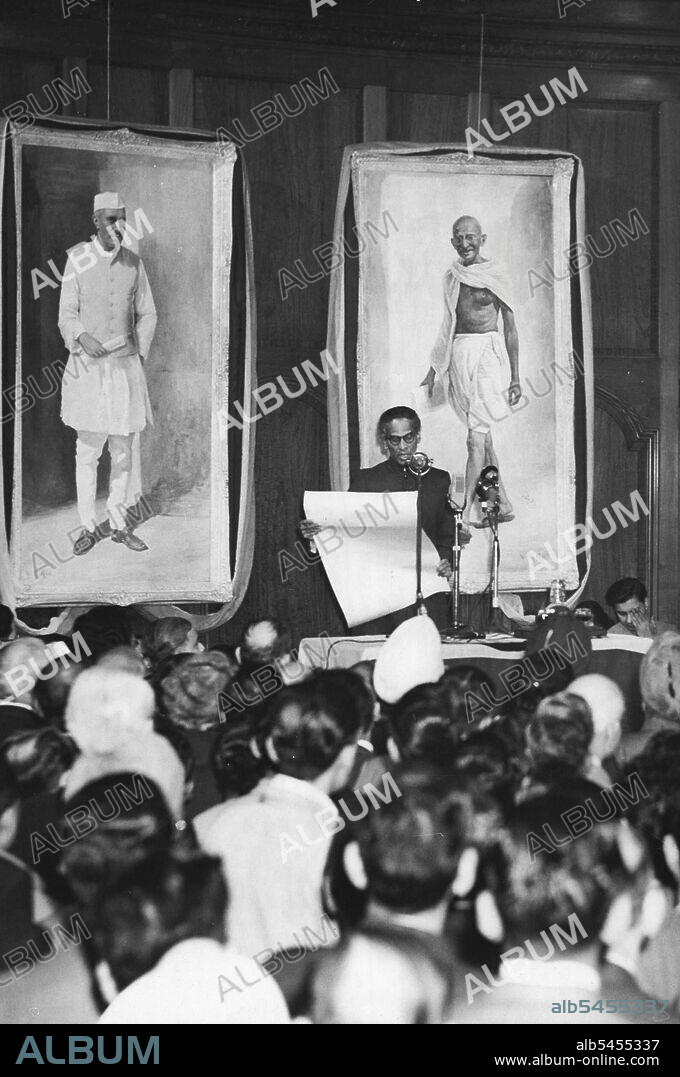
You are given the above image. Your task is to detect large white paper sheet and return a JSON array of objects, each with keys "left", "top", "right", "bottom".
[{"left": 303, "top": 490, "right": 450, "bottom": 627}]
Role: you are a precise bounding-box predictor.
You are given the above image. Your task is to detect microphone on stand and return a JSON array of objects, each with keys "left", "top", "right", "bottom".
[
  {"left": 475, "top": 465, "right": 500, "bottom": 515},
  {"left": 407, "top": 452, "right": 432, "bottom": 477},
  {"left": 475, "top": 465, "right": 505, "bottom": 633}
]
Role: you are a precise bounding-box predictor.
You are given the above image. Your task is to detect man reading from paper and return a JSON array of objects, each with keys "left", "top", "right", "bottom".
[
  {"left": 421, "top": 215, "right": 521, "bottom": 537},
  {"left": 58, "top": 191, "right": 157, "bottom": 557},
  {"left": 301, "top": 405, "right": 455, "bottom": 633}
]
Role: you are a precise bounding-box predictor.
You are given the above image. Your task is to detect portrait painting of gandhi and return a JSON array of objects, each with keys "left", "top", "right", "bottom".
[{"left": 350, "top": 156, "right": 580, "bottom": 593}]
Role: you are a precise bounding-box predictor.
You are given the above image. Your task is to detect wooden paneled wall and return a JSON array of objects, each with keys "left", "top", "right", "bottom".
[{"left": 1, "top": 0, "right": 678, "bottom": 641}]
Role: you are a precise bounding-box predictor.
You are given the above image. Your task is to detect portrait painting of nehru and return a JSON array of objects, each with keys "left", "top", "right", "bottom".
[
  {"left": 57, "top": 191, "right": 157, "bottom": 557},
  {"left": 422, "top": 215, "right": 521, "bottom": 536}
]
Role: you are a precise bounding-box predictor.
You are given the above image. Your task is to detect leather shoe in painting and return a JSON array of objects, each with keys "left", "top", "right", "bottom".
[
  {"left": 112, "top": 528, "right": 148, "bottom": 552},
  {"left": 73, "top": 528, "right": 97, "bottom": 557}
]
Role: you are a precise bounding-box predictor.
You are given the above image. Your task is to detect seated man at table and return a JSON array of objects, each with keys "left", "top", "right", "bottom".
[
  {"left": 301, "top": 406, "right": 455, "bottom": 634},
  {"left": 605, "top": 577, "right": 676, "bottom": 639}
]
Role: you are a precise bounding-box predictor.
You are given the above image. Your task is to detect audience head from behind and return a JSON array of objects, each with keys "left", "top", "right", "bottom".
[
  {"left": 484, "top": 807, "right": 650, "bottom": 1001},
  {"left": 212, "top": 672, "right": 365, "bottom": 801},
  {"left": 454, "top": 723, "right": 525, "bottom": 815},
  {"left": 237, "top": 616, "right": 306, "bottom": 680},
  {"left": 97, "top": 645, "right": 148, "bottom": 679},
  {"left": 341, "top": 767, "right": 494, "bottom": 930},
  {"left": 90, "top": 847, "right": 290, "bottom": 1025},
  {"left": 439, "top": 664, "right": 495, "bottom": 731},
  {"left": 525, "top": 692, "right": 594, "bottom": 786},
  {"left": 628, "top": 731, "right": 680, "bottom": 892},
  {"left": 66, "top": 667, "right": 155, "bottom": 753},
  {"left": 0, "top": 727, "right": 76, "bottom": 799},
  {"left": 58, "top": 772, "right": 179, "bottom": 906},
  {"left": 387, "top": 683, "right": 457, "bottom": 766},
  {"left": 90, "top": 849, "right": 226, "bottom": 996},
  {"left": 63, "top": 667, "right": 185, "bottom": 818},
  {"left": 523, "top": 611, "right": 591, "bottom": 680},
  {"left": 33, "top": 655, "right": 90, "bottom": 730},
  {"left": 373, "top": 615, "right": 445, "bottom": 705},
  {"left": 307, "top": 927, "right": 453, "bottom": 1025},
  {"left": 71, "top": 605, "right": 134, "bottom": 661},
  {"left": 569, "top": 673, "right": 625, "bottom": 770},
  {"left": 160, "top": 650, "right": 238, "bottom": 732},
  {"left": 0, "top": 636, "right": 61, "bottom": 711},
  {"left": 639, "top": 631, "right": 680, "bottom": 726},
  {"left": 143, "top": 616, "right": 203, "bottom": 670},
  {"left": 264, "top": 672, "right": 364, "bottom": 792}
]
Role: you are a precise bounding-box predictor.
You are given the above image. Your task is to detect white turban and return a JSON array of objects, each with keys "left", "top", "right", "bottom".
[{"left": 373, "top": 615, "right": 445, "bottom": 705}]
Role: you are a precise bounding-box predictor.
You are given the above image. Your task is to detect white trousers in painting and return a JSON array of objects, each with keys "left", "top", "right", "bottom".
[
  {"left": 75, "top": 432, "right": 136, "bottom": 532},
  {"left": 62, "top": 350, "right": 151, "bottom": 532}
]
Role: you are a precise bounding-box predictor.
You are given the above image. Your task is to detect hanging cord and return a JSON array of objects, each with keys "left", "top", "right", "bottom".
[
  {"left": 106, "top": 0, "right": 112, "bottom": 122},
  {"left": 477, "top": 13, "right": 485, "bottom": 132}
]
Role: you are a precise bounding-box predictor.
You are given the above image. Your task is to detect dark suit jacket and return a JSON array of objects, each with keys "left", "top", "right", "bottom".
[{"left": 349, "top": 458, "right": 454, "bottom": 559}]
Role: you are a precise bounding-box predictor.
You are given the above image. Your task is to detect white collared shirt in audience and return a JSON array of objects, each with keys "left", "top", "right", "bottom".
[
  {"left": 195, "top": 773, "right": 339, "bottom": 956},
  {"left": 98, "top": 938, "right": 289, "bottom": 1024}
]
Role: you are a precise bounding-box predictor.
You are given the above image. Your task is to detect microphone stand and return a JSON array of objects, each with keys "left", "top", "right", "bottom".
[
  {"left": 408, "top": 453, "right": 431, "bottom": 617},
  {"left": 443, "top": 497, "right": 481, "bottom": 639},
  {"left": 484, "top": 499, "right": 507, "bottom": 635},
  {"left": 415, "top": 467, "right": 427, "bottom": 616}
]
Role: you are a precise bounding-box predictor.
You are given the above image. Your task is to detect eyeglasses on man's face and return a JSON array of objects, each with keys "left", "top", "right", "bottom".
[{"left": 385, "top": 432, "right": 417, "bottom": 447}]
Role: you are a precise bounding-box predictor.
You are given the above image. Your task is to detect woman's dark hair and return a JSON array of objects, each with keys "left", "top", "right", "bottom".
[
  {"left": 212, "top": 711, "right": 269, "bottom": 801},
  {"left": 58, "top": 772, "right": 181, "bottom": 904},
  {"left": 143, "top": 617, "right": 194, "bottom": 668},
  {"left": 495, "top": 803, "right": 634, "bottom": 946},
  {"left": 312, "top": 669, "right": 374, "bottom": 736},
  {"left": 439, "top": 664, "right": 496, "bottom": 729},
  {"left": 351, "top": 767, "right": 480, "bottom": 913},
  {"left": 213, "top": 673, "right": 363, "bottom": 797},
  {"left": 88, "top": 849, "right": 226, "bottom": 991},
  {"left": 628, "top": 731, "right": 680, "bottom": 888},
  {"left": 525, "top": 692, "right": 594, "bottom": 781},
  {"left": 72, "top": 606, "right": 134, "bottom": 659},
  {"left": 33, "top": 661, "right": 89, "bottom": 729},
  {"left": 0, "top": 728, "right": 76, "bottom": 797},
  {"left": 388, "top": 683, "right": 457, "bottom": 765},
  {"left": 453, "top": 726, "right": 524, "bottom": 815}
]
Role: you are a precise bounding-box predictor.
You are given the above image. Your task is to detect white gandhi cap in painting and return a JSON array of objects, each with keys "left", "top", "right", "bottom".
[{"left": 93, "top": 191, "right": 125, "bottom": 211}]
